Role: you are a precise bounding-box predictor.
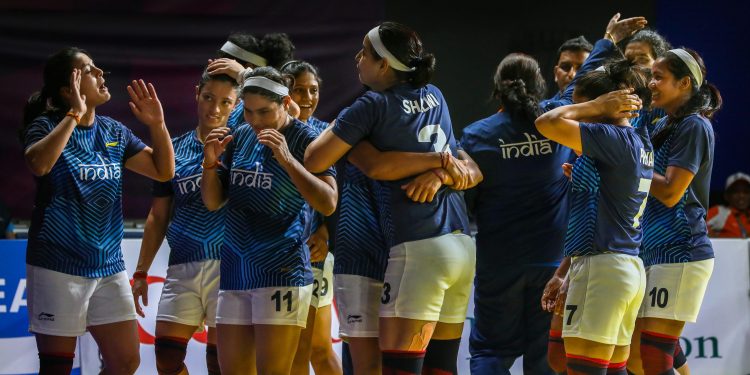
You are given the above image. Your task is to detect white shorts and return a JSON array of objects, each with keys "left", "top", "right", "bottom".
[
  {"left": 562, "top": 253, "right": 646, "bottom": 346},
  {"left": 638, "top": 259, "right": 714, "bottom": 322},
  {"left": 26, "top": 265, "right": 137, "bottom": 337},
  {"left": 311, "top": 253, "right": 334, "bottom": 309},
  {"left": 380, "top": 232, "right": 476, "bottom": 323},
  {"left": 335, "top": 274, "right": 382, "bottom": 338},
  {"left": 157, "top": 259, "right": 220, "bottom": 328},
  {"left": 215, "top": 284, "right": 313, "bottom": 328}
]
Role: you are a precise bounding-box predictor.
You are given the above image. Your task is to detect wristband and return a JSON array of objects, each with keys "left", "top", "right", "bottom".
[
  {"left": 66, "top": 111, "right": 81, "bottom": 124},
  {"left": 133, "top": 270, "right": 147, "bottom": 280}
]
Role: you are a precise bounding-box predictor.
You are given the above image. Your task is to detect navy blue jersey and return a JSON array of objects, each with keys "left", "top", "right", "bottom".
[
  {"left": 633, "top": 107, "right": 667, "bottom": 135},
  {"left": 226, "top": 99, "right": 245, "bottom": 129},
  {"left": 152, "top": 130, "right": 225, "bottom": 266},
  {"left": 640, "top": 115, "right": 715, "bottom": 266},
  {"left": 332, "top": 161, "right": 389, "bottom": 281},
  {"left": 301, "top": 116, "right": 328, "bottom": 270},
  {"left": 333, "top": 84, "right": 470, "bottom": 247},
  {"left": 219, "top": 121, "right": 335, "bottom": 290},
  {"left": 564, "top": 123, "right": 654, "bottom": 257},
  {"left": 461, "top": 112, "right": 574, "bottom": 266},
  {"left": 24, "top": 114, "right": 146, "bottom": 277}
]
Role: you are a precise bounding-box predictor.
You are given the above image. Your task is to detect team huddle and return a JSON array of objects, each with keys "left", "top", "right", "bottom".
[{"left": 20, "top": 12, "right": 721, "bottom": 375}]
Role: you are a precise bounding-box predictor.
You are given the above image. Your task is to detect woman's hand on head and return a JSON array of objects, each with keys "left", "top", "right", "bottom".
[{"left": 593, "top": 88, "right": 642, "bottom": 120}]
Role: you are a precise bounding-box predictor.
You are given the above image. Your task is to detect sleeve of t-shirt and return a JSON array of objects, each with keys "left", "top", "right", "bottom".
[
  {"left": 120, "top": 123, "right": 148, "bottom": 160},
  {"left": 23, "top": 116, "right": 55, "bottom": 151},
  {"left": 332, "top": 92, "right": 383, "bottom": 146},
  {"left": 667, "top": 117, "right": 711, "bottom": 174},
  {"left": 152, "top": 179, "right": 174, "bottom": 197},
  {"left": 579, "top": 122, "right": 630, "bottom": 166}
]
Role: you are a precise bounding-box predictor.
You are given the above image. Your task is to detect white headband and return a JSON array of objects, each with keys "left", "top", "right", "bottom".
[
  {"left": 367, "top": 26, "right": 415, "bottom": 72},
  {"left": 668, "top": 49, "right": 703, "bottom": 87},
  {"left": 243, "top": 76, "right": 289, "bottom": 97},
  {"left": 220, "top": 41, "right": 268, "bottom": 67}
]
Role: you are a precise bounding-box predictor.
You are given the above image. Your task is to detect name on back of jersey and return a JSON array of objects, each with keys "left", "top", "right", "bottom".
[
  {"left": 498, "top": 133, "right": 552, "bottom": 159},
  {"left": 401, "top": 93, "right": 440, "bottom": 114},
  {"left": 640, "top": 148, "right": 654, "bottom": 167}
]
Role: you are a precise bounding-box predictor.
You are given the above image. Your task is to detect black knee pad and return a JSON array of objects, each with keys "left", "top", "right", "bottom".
[
  {"left": 423, "top": 338, "right": 461, "bottom": 374},
  {"left": 39, "top": 352, "right": 75, "bottom": 375},
  {"left": 206, "top": 343, "right": 221, "bottom": 375},
  {"left": 154, "top": 336, "right": 188, "bottom": 375}
]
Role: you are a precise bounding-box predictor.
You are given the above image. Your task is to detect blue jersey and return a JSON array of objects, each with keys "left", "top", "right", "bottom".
[
  {"left": 461, "top": 112, "right": 574, "bottom": 266},
  {"left": 633, "top": 107, "right": 667, "bottom": 135},
  {"left": 564, "top": 123, "right": 653, "bottom": 257},
  {"left": 302, "top": 116, "right": 329, "bottom": 270},
  {"left": 332, "top": 161, "right": 389, "bottom": 281},
  {"left": 219, "top": 121, "right": 335, "bottom": 290},
  {"left": 24, "top": 114, "right": 146, "bottom": 277},
  {"left": 640, "top": 115, "right": 715, "bottom": 266},
  {"left": 333, "top": 84, "right": 470, "bottom": 247},
  {"left": 227, "top": 99, "right": 245, "bottom": 129},
  {"left": 153, "top": 130, "right": 224, "bottom": 266}
]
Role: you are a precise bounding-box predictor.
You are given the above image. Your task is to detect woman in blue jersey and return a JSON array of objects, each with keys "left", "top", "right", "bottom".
[
  {"left": 460, "top": 52, "right": 573, "bottom": 375},
  {"left": 535, "top": 58, "right": 653, "bottom": 374},
  {"left": 208, "top": 33, "right": 297, "bottom": 128},
  {"left": 200, "top": 67, "right": 337, "bottom": 375},
  {"left": 631, "top": 48, "right": 721, "bottom": 375},
  {"left": 131, "top": 71, "right": 239, "bottom": 375},
  {"left": 21, "top": 47, "right": 174, "bottom": 374},
  {"left": 304, "top": 22, "right": 481, "bottom": 375},
  {"left": 280, "top": 60, "right": 343, "bottom": 375}
]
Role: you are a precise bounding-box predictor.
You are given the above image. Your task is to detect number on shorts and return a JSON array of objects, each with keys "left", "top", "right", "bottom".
[
  {"left": 633, "top": 178, "right": 652, "bottom": 228},
  {"left": 381, "top": 282, "right": 392, "bottom": 304},
  {"left": 313, "top": 280, "right": 320, "bottom": 298},
  {"left": 565, "top": 305, "right": 578, "bottom": 325},
  {"left": 321, "top": 277, "right": 329, "bottom": 296},
  {"left": 648, "top": 287, "right": 669, "bottom": 308},
  {"left": 271, "top": 290, "right": 293, "bottom": 312}
]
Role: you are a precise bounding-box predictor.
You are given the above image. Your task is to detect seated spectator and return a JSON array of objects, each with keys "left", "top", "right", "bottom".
[{"left": 707, "top": 172, "right": 750, "bottom": 238}]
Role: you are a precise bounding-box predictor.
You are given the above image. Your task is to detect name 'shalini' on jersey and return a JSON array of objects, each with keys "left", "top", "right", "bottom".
[
  {"left": 564, "top": 123, "right": 653, "bottom": 258},
  {"left": 219, "top": 120, "right": 335, "bottom": 290},
  {"left": 332, "top": 84, "right": 470, "bottom": 247},
  {"left": 24, "top": 114, "right": 146, "bottom": 278},
  {"left": 153, "top": 129, "right": 225, "bottom": 266}
]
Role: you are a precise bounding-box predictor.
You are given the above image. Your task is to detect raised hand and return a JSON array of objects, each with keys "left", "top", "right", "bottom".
[
  {"left": 203, "top": 127, "right": 233, "bottom": 164},
  {"left": 258, "top": 129, "right": 294, "bottom": 167},
  {"left": 127, "top": 79, "right": 165, "bottom": 128},
  {"left": 67, "top": 68, "right": 87, "bottom": 115},
  {"left": 594, "top": 88, "right": 642, "bottom": 120},
  {"left": 605, "top": 13, "right": 647, "bottom": 43},
  {"left": 132, "top": 278, "right": 148, "bottom": 318}
]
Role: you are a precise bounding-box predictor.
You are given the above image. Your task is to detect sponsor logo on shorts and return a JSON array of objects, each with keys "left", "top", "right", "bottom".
[
  {"left": 38, "top": 312, "right": 55, "bottom": 321},
  {"left": 347, "top": 314, "right": 362, "bottom": 324}
]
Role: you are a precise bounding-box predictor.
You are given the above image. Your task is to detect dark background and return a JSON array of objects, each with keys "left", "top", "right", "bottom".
[{"left": 1, "top": 0, "right": 746, "bottom": 220}]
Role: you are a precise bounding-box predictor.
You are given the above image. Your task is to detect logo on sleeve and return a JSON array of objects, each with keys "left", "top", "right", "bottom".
[{"left": 38, "top": 312, "right": 55, "bottom": 321}]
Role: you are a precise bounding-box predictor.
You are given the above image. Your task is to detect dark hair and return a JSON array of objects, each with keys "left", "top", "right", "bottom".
[
  {"left": 575, "top": 58, "right": 651, "bottom": 109},
  {"left": 22, "top": 47, "right": 89, "bottom": 130},
  {"left": 259, "top": 33, "right": 295, "bottom": 69},
  {"left": 217, "top": 32, "right": 261, "bottom": 67},
  {"left": 280, "top": 60, "right": 322, "bottom": 89},
  {"left": 368, "top": 21, "right": 436, "bottom": 88},
  {"left": 492, "top": 53, "right": 546, "bottom": 122},
  {"left": 241, "top": 66, "right": 291, "bottom": 104},
  {"left": 623, "top": 29, "right": 672, "bottom": 59},
  {"left": 556, "top": 36, "right": 593, "bottom": 63},
  {"left": 198, "top": 69, "right": 240, "bottom": 94},
  {"left": 651, "top": 48, "right": 722, "bottom": 148}
]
